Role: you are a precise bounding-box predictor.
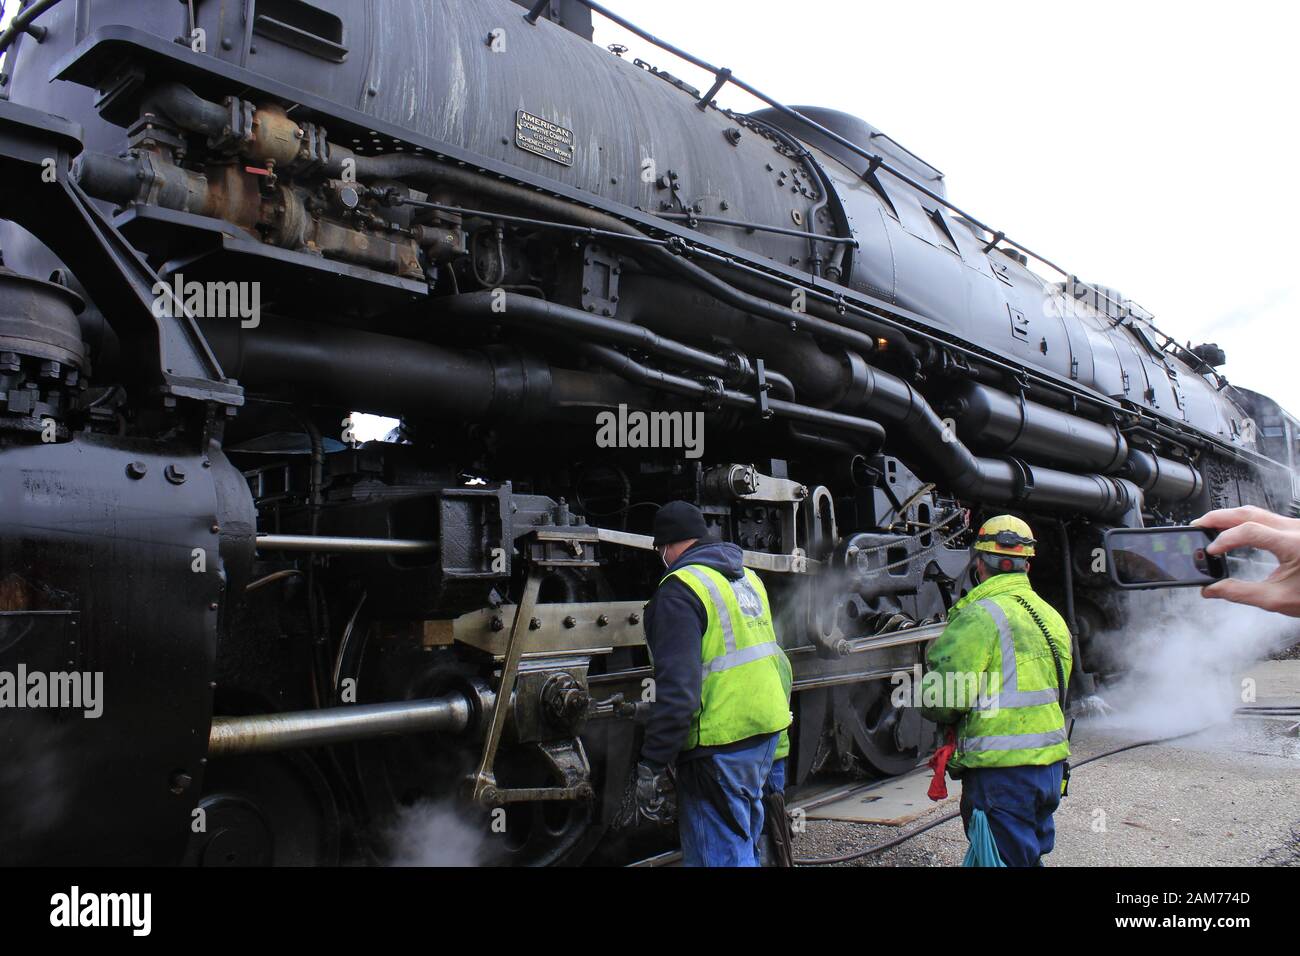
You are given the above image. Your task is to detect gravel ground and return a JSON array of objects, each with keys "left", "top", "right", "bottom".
[
  {"left": 1272, "top": 640, "right": 1300, "bottom": 661},
  {"left": 794, "top": 711, "right": 1300, "bottom": 868}
]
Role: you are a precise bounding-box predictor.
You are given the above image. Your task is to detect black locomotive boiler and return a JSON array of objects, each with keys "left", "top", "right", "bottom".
[{"left": 0, "top": 0, "right": 1295, "bottom": 865}]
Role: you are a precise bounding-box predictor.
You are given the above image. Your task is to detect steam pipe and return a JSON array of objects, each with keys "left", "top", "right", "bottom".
[
  {"left": 616, "top": 272, "right": 847, "bottom": 405},
  {"left": 208, "top": 691, "right": 485, "bottom": 757},
  {"left": 579, "top": 343, "right": 887, "bottom": 446},
  {"left": 440, "top": 290, "right": 795, "bottom": 400},
  {"left": 138, "top": 81, "right": 231, "bottom": 137}
]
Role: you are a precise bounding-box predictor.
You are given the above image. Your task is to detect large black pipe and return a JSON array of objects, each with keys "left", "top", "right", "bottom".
[
  {"left": 1122, "top": 449, "right": 1203, "bottom": 502},
  {"left": 949, "top": 381, "right": 1129, "bottom": 473},
  {"left": 202, "top": 313, "right": 553, "bottom": 420},
  {"left": 850, "top": 362, "right": 1140, "bottom": 519}
]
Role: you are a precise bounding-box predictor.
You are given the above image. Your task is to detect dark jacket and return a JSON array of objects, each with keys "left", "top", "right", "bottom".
[{"left": 640, "top": 539, "right": 773, "bottom": 769}]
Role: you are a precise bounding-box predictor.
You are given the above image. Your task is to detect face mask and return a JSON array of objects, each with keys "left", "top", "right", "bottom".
[{"left": 657, "top": 545, "right": 669, "bottom": 567}]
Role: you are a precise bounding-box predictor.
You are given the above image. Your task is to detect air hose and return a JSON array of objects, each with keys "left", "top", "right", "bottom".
[{"left": 793, "top": 725, "right": 1219, "bottom": 866}]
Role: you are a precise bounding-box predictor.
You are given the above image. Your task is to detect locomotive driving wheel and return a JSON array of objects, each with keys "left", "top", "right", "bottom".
[
  {"left": 832, "top": 678, "right": 936, "bottom": 777},
  {"left": 182, "top": 748, "right": 342, "bottom": 866}
]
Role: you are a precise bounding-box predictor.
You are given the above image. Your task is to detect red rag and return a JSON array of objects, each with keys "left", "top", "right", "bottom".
[{"left": 927, "top": 726, "right": 957, "bottom": 801}]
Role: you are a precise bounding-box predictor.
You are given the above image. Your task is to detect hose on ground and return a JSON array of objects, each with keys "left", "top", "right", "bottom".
[{"left": 793, "top": 725, "right": 1218, "bottom": 866}]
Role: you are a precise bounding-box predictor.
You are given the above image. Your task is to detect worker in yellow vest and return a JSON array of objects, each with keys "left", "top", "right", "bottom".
[
  {"left": 628, "top": 500, "right": 793, "bottom": 866},
  {"left": 919, "top": 515, "right": 1072, "bottom": 866}
]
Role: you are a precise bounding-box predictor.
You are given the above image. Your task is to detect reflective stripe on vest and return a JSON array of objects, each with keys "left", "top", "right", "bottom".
[
  {"left": 678, "top": 566, "right": 782, "bottom": 678},
  {"left": 971, "top": 599, "right": 1059, "bottom": 711},
  {"left": 703, "top": 640, "right": 783, "bottom": 678},
  {"left": 960, "top": 728, "right": 1068, "bottom": 752},
  {"left": 679, "top": 566, "right": 737, "bottom": 654}
]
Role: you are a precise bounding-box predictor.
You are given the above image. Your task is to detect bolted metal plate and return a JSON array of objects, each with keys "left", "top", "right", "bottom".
[{"left": 452, "top": 600, "right": 647, "bottom": 658}]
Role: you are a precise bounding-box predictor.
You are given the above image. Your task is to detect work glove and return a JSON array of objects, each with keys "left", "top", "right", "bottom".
[{"left": 614, "top": 761, "right": 676, "bottom": 828}]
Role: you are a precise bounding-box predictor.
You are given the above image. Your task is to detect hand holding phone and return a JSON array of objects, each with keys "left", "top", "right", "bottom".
[
  {"left": 1103, "top": 526, "right": 1228, "bottom": 590},
  {"left": 1192, "top": 506, "right": 1300, "bottom": 617}
]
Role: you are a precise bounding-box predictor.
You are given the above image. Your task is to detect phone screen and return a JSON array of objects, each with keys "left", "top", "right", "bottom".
[{"left": 1104, "top": 527, "right": 1228, "bottom": 589}]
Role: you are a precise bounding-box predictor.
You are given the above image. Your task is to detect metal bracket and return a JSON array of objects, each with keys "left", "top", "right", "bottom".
[
  {"left": 579, "top": 244, "right": 620, "bottom": 317},
  {"left": 696, "top": 67, "right": 732, "bottom": 110},
  {"left": 523, "top": 0, "right": 552, "bottom": 24},
  {"left": 471, "top": 568, "right": 544, "bottom": 805},
  {"left": 470, "top": 529, "right": 604, "bottom": 806},
  {"left": 754, "top": 357, "right": 772, "bottom": 420}
]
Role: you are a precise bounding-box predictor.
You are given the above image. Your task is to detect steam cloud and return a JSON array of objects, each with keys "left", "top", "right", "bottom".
[
  {"left": 382, "top": 800, "right": 491, "bottom": 867},
  {"left": 1091, "top": 587, "right": 1300, "bottom": 739}
]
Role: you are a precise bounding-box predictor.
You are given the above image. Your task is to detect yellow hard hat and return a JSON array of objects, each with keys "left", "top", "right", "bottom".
[{"left": 974, "top": 515, "right": 1036, "bottom": 557}]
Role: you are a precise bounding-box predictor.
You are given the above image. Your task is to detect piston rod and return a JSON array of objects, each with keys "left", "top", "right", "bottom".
[
  {"left": 255, "top": 533, "right": 438, "bottom": 553},
  {"left": 208, "top": 692, "right": 483, "bottom": 756}
]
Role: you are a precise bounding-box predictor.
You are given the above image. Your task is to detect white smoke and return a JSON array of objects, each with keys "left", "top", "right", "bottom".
[
  {"left": 1092, "top": 587, "right": 1300, "bottom": 739},
  {"left": 383, "top": 800, "right": 489, "bottom": 867}
]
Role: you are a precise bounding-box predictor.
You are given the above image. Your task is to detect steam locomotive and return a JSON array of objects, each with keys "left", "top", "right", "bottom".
[{"left": 0, "top": 0, "right": 1295, "bottom": 866}]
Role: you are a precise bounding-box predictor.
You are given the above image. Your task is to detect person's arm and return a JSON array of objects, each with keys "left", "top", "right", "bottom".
[
  {"left": 639, "top": 578, "right": 707, "bottom": 769},
  {"left": 918, "top": 608, "right": 994, "bottom": 725},
  {"left": 1194, "top": 506, "right": 1300, "bottom": 617}
]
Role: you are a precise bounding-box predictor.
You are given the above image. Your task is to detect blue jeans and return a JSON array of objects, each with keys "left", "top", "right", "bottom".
[
  {"left": 764, "top": 757, "right": 787, "bottom": 796},
  {"left": 677, "top": 733, "right": 779, "bottom": 867},
  {"left": 959, "top": 762, "right": 1064, "bottom": 867}
]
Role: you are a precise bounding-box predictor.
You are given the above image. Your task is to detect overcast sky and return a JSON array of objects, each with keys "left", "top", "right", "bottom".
[{"left": 593, "top": 0, "right": 1300, "bottom": 416}]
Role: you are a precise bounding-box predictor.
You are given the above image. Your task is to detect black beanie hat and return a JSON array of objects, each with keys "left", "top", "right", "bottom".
[{"left": 651, "top": 500, "right": 710, "bottom": 547}]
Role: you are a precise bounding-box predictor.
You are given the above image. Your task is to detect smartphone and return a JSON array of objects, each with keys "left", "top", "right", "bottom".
[{"left": 1103, "top": 526, "right": 1229, "bottom": 590}]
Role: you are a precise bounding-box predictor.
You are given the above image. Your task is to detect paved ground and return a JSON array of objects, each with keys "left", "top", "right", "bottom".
[{"left": 793, "top": 656, "right": 1300, "bottom": 867}]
